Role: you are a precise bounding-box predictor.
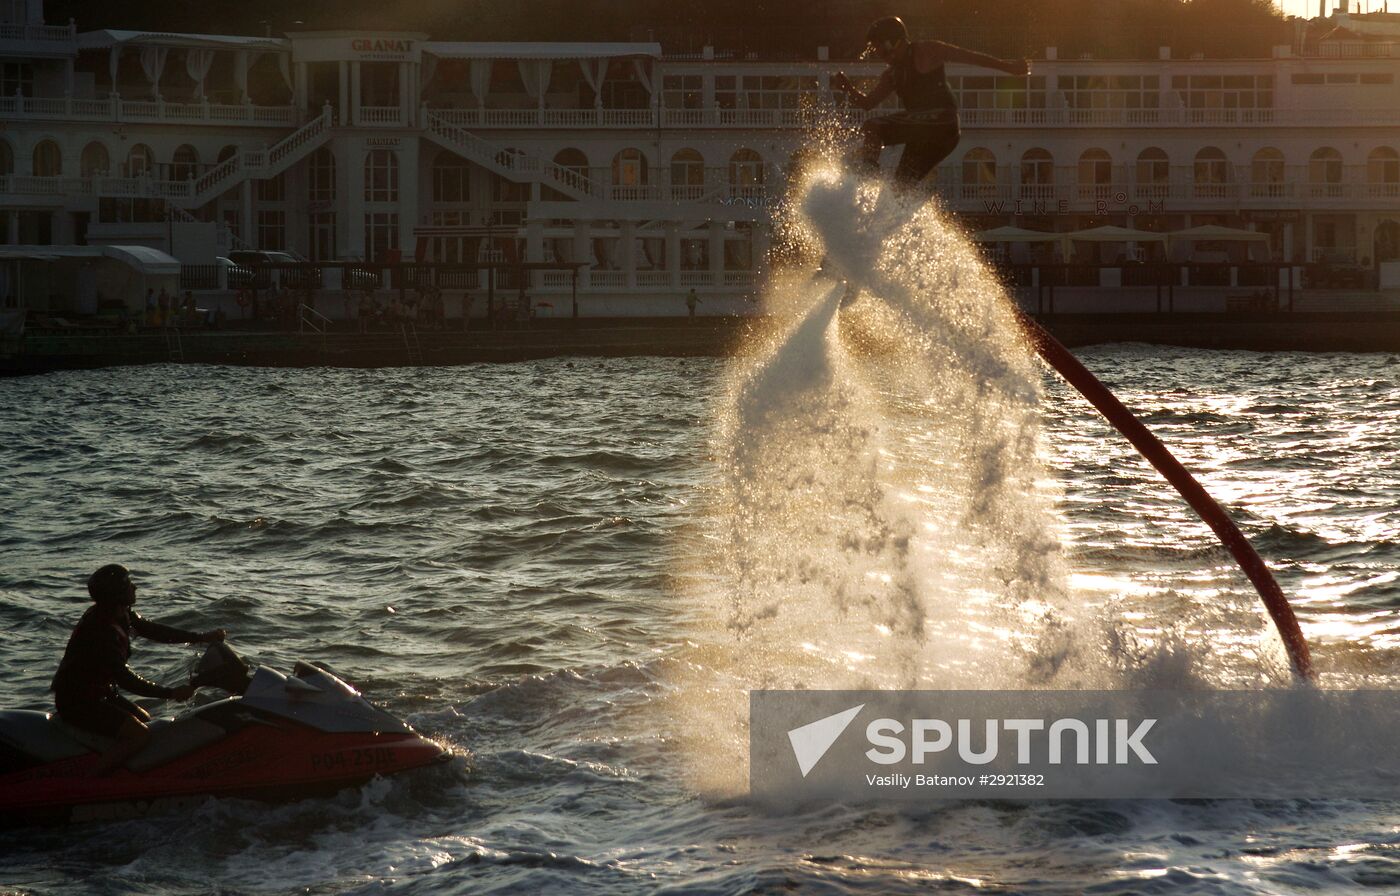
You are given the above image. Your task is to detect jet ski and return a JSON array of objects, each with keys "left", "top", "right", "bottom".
[{"left": 0, "top": 643, "right": 451, "bottom": 826}]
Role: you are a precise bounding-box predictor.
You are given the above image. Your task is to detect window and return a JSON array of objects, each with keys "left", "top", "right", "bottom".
[
  {"left": 363, "top": 149, "right": 398, "bottom": 202},
  {"left": 729, "top": 148, "right": 764, "bottom": 196},
  {"left": 1193, "top": 147, "right": 1229, "bottom": 198},
  {"left": 1251, "top": 147, "right": 1286, "bottom": 198},
  {"left": 80, "top": 142, "right": 110, "bottom": 177},
  {"left": 308, "top": 212, "right": 336, "bottom": 261},
  {"left": 1368, "top": 147, "right": 1399, "bottom": 197},
  {"left": 1291, "top": 73, "right": 1324, "bottom": 85},
  {"left": 671, "top": 148, "right": 705, "bottom": 199},
  {"left": 961, "top": 148, "right": 997, "bottom": 199},
  {"left": 0, "top": 62, "right": 33, "bottom": 97},
  {"left": 308, "top": 147, "right": 335, "bottom": 202},
  {"left": 171, "top": 144, "right": 198, "bottom": 182},
  {"left": 1361, "top": 73, "right": 1394, "bottom": 85},
  {"left": 433, "top": 150, "right": 471, "bottom": 203},
  {"left": 125, "top": 144, "right": 153, "bottom": 178},
  {"left": 363, "top": 212, "right": 398, "bottom": 262},
  {"left": 1078, "top": 148, "right": 1113, "bottom": 200},
  {"left": 257, "top": 210, "right": 285, "bottom": 250},
  {"left": 663, "top": 75, "right": 703, "bottom": 110},
  {"left": 949, "top": 75, "right": 1046, "bottom": 111},
  {"left": 0, "top": 140, "right": 12, "bottom": 176},
  {"left": 1135, "top": 147, "right": 1169, "bottom": 199},
  {"left": 1309, "top": 147, "right": 1344, "bottom": 198},
  {"left": 1019, "top": 148, "right": 1053, "bottom": 199},
  {"left": 255, "top": 171, "right": 285, "bottom": 202},
  {"left": 1172, "top": 74, "right": 1272, "bottom": 110},
  {"left": 611, "top": 148, "right": 648, "bottom": 196},
  {"left": 1061, "top": 75, "right": 1159, "bottom": 111},
  {"left": 31, "top": 140, "right": 61, "bottom": 177}
]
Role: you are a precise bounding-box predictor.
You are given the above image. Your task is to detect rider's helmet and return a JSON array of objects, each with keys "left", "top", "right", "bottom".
[
  {"left": 865, "top": 16, "right": 909, "bottom": 56},
  {"left": 88, "top": 563, "right": 136, "bottom": 607}
]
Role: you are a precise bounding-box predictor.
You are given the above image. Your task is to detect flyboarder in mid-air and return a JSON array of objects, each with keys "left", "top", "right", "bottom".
[{"left": 833, "top": 16, "right": 1030, "bottom": 197}]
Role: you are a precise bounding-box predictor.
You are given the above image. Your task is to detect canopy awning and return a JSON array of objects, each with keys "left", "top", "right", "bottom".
[
  {"left": 0, "top": 245, "right": 179, "bottom": 275},
  {"left": 973, "top": 226, "right": 1064, "bottom": 243},
  {"left": 1168, "top": 225, "right": 1270, "bottom": 243},
  {"left": 78, "top": 30, "right": 288, "bottom": 51},
  {"left": 422, "top": 42, "right": 662, "bottom": 60},
  {"left": 1063, "top": 225, "right": 1168, "bottom": 243}
]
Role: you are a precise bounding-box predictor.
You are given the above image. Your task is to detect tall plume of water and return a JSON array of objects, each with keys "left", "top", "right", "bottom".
[{"left": 711, "top": 168, "right": 1077, "bottom": 691}]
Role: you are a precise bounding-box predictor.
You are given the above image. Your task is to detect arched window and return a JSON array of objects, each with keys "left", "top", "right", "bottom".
[
  {"left": 364, "top": 149, "right": 398, "bottom": 202},
  {"left": 171, "top": 144, "right": 199, "bottom": 181},
  {"left": 308, "top": 146, "right": 336, "bottom": 202},
  {"left": 1367, "top": 147, "right": 1398, "bottom": 198},
  {"left": 1019, "top": 148, "right": 1053, "bottom": 199},
  {"left": 670, "top": 148, "right": 705, "bottom": 199},
  {"left": 32, "top": 140, "right": 61, "bottom": 177},
  {"left": 1135, "top": 147, "right": 1169, "bottom": 200},
  {"left": 960, "top": 147, "right": 997, "bottom": 199},
  {"left": 1251, "top": 148, "right": 1285, "bottom": 198},
  {"left": 729, "top": 148, "right": 765, "bottom": 197},
  {"left": 612, "top": 148, "right": 648, "bottom": 198},
  {"left": 1193, "top": 146, "right": 1229, "bottom": 198},
  {"left": 1077, "top": 148, "right": 1112, "bottom": 200},
  {"left": 433, "top": 150, "right": 471, "bottom": 203},
  {"left": 80, "top": 141, "right": 110, "bottom": 178},
  {"left": 125, "top": 143, "right": 154, "bottom": 178},
  {"left": 0, "top": 140, "right": 12, "bottom": 176},
  {"left": 1309, "top": 147, "right": 1343, "bottom": 198}
]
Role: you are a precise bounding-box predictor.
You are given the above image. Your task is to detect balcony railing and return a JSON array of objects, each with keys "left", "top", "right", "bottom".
[
  {"left": 0, "top": 94, "right": 297, "bottom": 126},
  {"left": 0, "top": 22, "right": 77, "bottom": 43}
]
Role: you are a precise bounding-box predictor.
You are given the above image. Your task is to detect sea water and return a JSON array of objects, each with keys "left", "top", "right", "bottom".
[{"left": 2, "top": 170, "right": 1400, "bottom": 894}]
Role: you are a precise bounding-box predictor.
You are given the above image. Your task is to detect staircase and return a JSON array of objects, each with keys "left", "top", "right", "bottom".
[
  {"left": 423, "top": 110, "right": 603, "bottom": 201},
  {"left": 159, "top": 107, "right": 336, "bottom": 210}
]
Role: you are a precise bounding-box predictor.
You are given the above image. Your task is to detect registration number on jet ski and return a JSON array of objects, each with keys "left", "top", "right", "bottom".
[{"left": 311, "top": 747, "right": 397, "bottom": 770}]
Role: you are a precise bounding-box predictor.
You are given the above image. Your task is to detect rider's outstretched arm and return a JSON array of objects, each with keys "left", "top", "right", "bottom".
[{"left": 928, "top": 41, "right": 1029, "bottom": 77}]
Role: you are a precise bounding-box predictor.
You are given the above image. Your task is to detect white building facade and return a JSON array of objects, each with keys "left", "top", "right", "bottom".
[{"left": 2, "top": 0, "right": 1399, "bottom": 312}]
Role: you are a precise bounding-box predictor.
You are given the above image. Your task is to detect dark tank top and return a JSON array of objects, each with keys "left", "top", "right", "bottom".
[{"left": 890, "top": 47, "right": 958, "bottom": 118}]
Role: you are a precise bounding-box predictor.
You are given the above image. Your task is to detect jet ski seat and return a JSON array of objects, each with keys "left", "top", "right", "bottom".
[{"left": 0, "top": 711, "right": 94, "bottom": 762}]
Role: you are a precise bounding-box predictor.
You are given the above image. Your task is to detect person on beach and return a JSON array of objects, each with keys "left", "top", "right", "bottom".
[
  {"left": 832, "top": 16, "right": 1028, "bottom": 196},
  {"left": 51, "top": 564, "right": 227, "bottom": 775},
  {"left": 686, "top": 288, "right": 701, "bottom": 322}
]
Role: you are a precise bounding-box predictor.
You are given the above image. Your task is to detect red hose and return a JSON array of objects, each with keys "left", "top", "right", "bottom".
[{"left": 1013, "top": 308, "right": 1315, "bottom": 680}]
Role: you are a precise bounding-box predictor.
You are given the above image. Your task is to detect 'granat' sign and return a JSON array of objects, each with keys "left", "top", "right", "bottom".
[{"left": 348, "top": 37, "right": 419, "bottom": 61}]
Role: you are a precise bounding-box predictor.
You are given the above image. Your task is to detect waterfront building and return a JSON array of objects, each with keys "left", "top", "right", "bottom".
[{"left": 2, "top": 0, "right": 1399, "bottom": 316}]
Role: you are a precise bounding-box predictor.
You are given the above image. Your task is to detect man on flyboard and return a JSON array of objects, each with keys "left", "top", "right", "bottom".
[{"left": 833, "top": 16, "right": 1029, "bottom": 197}]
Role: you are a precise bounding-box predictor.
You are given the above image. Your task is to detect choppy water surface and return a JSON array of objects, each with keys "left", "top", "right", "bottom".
[{"left": 1, "top": 347, "right": 1399, "bottom": 895}]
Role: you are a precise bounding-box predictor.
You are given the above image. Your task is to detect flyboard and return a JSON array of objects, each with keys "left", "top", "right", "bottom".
[{"left": 824, "top": 170, "right": 1315, "bottom": 681}]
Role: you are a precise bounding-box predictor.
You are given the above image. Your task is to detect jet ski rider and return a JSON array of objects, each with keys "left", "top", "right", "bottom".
[
  {"left": 51, "top": 564, "right": 227, "bottom": 775},
  {"left": 832, "top": 16, "right": 1029, "bottom": 195}
]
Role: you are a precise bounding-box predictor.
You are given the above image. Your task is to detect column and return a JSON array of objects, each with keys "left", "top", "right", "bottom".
[
  {"left": 573, "top": 220, "right": 591, "bottom": 289},
  {"left": 525, "top": 217, "right": 544, "bottom": 290},
  {"left": 294, "top": 62, "right": 308, "bottom": 112},
  {"left": 350, "top": 61, "right": 361, "bottom": 126},
  {"left": 395, "top": 137, "right": 419, "bottom": 260},
  {"left": 7, "top": 211, "right": 20, "bottom": 245},
  {"left": 338, "top": 61, "right": 349, "bottom": 124},
  {"left": 621, "top": 220, "right": 636, "bottom": 289},
  {"left": 752, "top": 222, "right": 770, "bottom": 290},
  {"left": 708, "top": 221, "right": 724, "bottom": 287},
  {"left": 240, "top": 180, "right": 254, "bottom": 248},
  {"left": 398, "top": 62, "right": 409, "bottom": 126},
  {"left": 664, "top": 221, "right": 680, "bottom": 289},
  {"left": 1304, "top": 214, "right": 1314, "bottom": 265},
  {"left": 345, "top": 139, "right": 366, "bottom": 259}
]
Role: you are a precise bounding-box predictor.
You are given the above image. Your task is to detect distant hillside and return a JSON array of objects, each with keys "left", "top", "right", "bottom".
[{"left": 47, "top": 0, "right": 1291, "bottom": 60}]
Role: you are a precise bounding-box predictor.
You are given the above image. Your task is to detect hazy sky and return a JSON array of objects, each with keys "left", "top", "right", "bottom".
[{"left": 1279, "top": 0, "right": 1391, "bottom": 16}]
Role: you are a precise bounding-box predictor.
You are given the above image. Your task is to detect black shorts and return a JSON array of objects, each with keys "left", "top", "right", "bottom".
[
  {"left": 56, "top": 695, "right": 144, "bottom": 737},
  {"left": 863, "top": 112, "right": 962, "bottom": 188}
]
